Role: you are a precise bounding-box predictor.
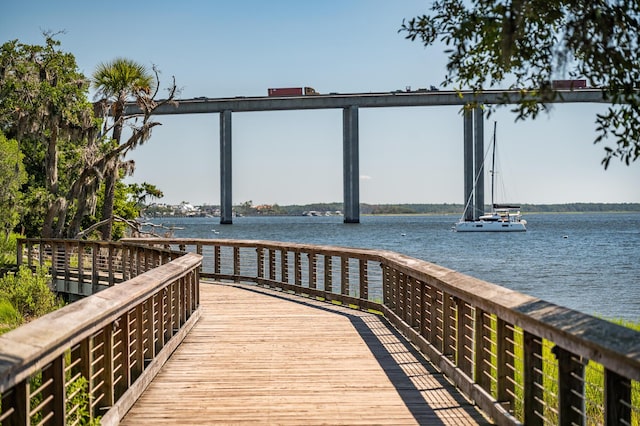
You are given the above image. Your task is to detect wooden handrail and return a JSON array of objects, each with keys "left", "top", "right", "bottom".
[
  {"left": 3, "top": 240, "right": 202, "bottom": 425},
  {"left": 123, "top": 237, "right": 640, "bottom": 425}
]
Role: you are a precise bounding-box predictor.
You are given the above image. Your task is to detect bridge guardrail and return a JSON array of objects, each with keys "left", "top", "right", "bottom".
[
  {"left": 1, "top": 240, "right": 201, "bottom": 425},
  {"left": 124, "top": 237, "right": 640, "bottom": 426}
]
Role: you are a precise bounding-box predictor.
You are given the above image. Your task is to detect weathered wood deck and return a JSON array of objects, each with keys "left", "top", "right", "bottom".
[{"left": 120, "top": 282, "right": 492, "bottom": 425}]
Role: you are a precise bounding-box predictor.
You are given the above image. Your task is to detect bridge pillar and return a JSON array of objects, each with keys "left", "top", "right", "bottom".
[
  {"left": 474, "top": 108, "right": 484, "bottom": 219},
  {"left": 343, "top": 106, "right": 360, "bottom": 223},
  {"left": 463, "top": 109, "right": 474, "bottom": 221},
  {"left": 220, "top": 110, "right": 233, "bottom": 224},
  {"left": 463, "top": 107, "right": 484, "bottom": 221}
]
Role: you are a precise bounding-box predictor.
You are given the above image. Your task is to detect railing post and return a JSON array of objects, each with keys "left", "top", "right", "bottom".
[
  {"left": 523, "top": 331, "right": 544, "bottom": 426},
  {"left": 428, "top": 285, "right": 439, "bottom": 348},
  {"left": 295, "top": 251, "right": 302, "bottom": 286},
  {"left": 256, "top": 247, "right": 264, "bottom": 280},
  {"left": 308, "top": 252, "right": 317, "bottom": 289},
  {"left": 5, "top": 380, "right": 29, "bottom": 425},
  {"left": 496, "top": 319, "right": 515, "bottom": 411},
  {"left": 92, "top": 246, "right": 99, "bottom": 292},
  {"left": 456, "top": 298, "right": 473, "bottom": 377},
  {"left": 280, "top": 250, "right": 288, "bottom": 284},
  {"left": 443, "top": 293, "right": 455, "bottom": 357},
  {"left": 605, "top": 369, "right": 631, "bottom": 426},
  {"left": 16, "top": 239, "right": 23, "bottom": 267},
  {"left": 233, "top": 247, "right": 240, "bottom": 282},
  {"left": 554, "top": 345, "right": 585, "bottom": 425},
  {"left": 80, "top": 337, "right": 95, "bottom": 420},
  {"left": 474, "top": 309, "right": 492, "bottom": 391},
  {"left": 359, "top": 259, "right": 368, "bottom": 301},
  {"left": 340, "top": 256, "right": 349, "bottom": 297},
  {"left": 101, "top": 324, "right": 115, "bottom": 409},
  {"left": 118, "top": 312, "right": 132, "bottom": 399},
  {"left": 133, "top": 304, "right": 144, "bottom": 381},
  {"left": 42, "top": 355, "right": 66, "bottom": 426},
  {"left": 324, "top": 255, "right": 332, "bottom": 293},
  {"left": 268, "top": 249, "right": 276, "bottom": 281},
  {"left": 108, "top": 243, "right": 115, "bottom": 286},
  {"left": 214, "top": 245, "right": 221, "bottom": 275}
]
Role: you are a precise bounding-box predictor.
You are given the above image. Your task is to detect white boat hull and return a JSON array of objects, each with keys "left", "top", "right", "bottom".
[{"left": 454, "top": 220, "right": 527, "bottom": 232}]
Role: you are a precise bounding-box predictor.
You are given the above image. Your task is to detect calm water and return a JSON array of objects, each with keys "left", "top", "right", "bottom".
[{"left": 151, "top": 213, "right": 640, "bottom": 322}]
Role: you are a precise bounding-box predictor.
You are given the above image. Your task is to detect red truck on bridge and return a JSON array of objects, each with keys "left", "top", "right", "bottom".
[
  {"left": 551, "top": 79, "right": 587, "bottom": 89},
  {"left": 268, "top": 87, "right": 319, "bottom": 96}
]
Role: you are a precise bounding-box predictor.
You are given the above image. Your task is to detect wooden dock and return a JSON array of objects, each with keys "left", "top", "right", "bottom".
[{"left": 120, "top": 282, "right": 492, "bottom": 425}]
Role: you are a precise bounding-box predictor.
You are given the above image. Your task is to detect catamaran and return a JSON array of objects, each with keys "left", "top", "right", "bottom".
[{"left": 454, "top": 122, "right": 527, "bottom": 232}]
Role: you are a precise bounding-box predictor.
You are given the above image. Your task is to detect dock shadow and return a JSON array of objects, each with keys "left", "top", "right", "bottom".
[{"left": 223, "top": 283, "right": 493, "bottom": 425}]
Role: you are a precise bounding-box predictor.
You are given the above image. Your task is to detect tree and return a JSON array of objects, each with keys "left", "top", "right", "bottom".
[
  {"left": 92, "top": 58, "right": 155, "bottom": 239},
  {"left": 0, "top": 34, "right": 97, "bottom": 238},
  {"left": 0, "top": 131, "right": 27, "bottom": 240},
  {"left": 0, "top": 36, "right": 178, "bottom": 239},
  {"left": 401, "top": 1, "right": 640, "bottom": 168}
]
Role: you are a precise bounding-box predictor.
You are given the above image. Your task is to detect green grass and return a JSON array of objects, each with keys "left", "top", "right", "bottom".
[{"left": 482, "top": 316, "right": 639, "bottom": 425}]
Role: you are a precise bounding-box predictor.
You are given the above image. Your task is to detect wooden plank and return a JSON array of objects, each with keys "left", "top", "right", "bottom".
[{"left": 120, "top": 283, "right": 491, "bottom": 425}]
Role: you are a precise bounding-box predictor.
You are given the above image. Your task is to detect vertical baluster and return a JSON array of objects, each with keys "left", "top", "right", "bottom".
[
  {"left": 554, "top": 346, "right": 585, "bottom": 425},
  {"left": 133, "top": 304, "right": 144, "bottom": 381},
  {"left": 102, "top": 323, "right": 115, "bottom": 409},
  {"left": 108, "top": 244, "right": 115, "bottom": 286},
  {"left": 17, "top": 238, "right": 24, "bottom": 268},
  {"left": 340, "top": 256, "right": 349, "bottom": 297},
  {"left": 359, "top": 259, "right": 368, "bottom": 301},
  {"left": 324, "top": 255, "right": 332, "bottom": 294},
  {"left": 308, "top": 252, "right": 317, "bottom": 289},
  {"left": 5, "top": 380, "right": 29, "bottom": 425},
  {"left": 268, "top": 249, "right": 276, "bottom": 281},
  {"left": 43, "top": 356, "right": 66, "bottom": 426},
  {"left": 295, "top": 251, "right": 302, "bottom": 286},
  {"left": 233, "top": 246, "right": 240, "bottom": 281},
  {"left": 456, "top": 299, "right": 473, "bottom": 376},
  {"left": 475, "top": 309, "right": 492, "bottom": 391},
  {"left": 443, "top": 293, "right": 455, "bottom": 358},
  {"left": 214, "top": 245, "right": 221, "bottom": 275},
  {"left": 497, "top": 319, "right": 515, "bottom": 411},
  {"left": 523, "top": 332, "right": 544, "bottom": 426},
  {"left": 428, "top": 285, "right": 438, "bottom": 348},
  {"left": 605, "top": 369, "right": 631, "bottom": 425},
  {"left": 281, "top": 250, "right": 289, "bottom": 284},
  {"left": 92, "top": 245, "right": 99, "bottom": 293},
  {"left": 256, "top": 247, "right": 264, "bottom": 281},
  {"left": 196, "top": 244, "right": 203, "bottom": 273}
]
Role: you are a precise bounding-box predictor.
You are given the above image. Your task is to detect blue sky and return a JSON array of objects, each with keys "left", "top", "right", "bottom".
[{"left": 2, "top": 0, "right": 639, "bottom": 206}]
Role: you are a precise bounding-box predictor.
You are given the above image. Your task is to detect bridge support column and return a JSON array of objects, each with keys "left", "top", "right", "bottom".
[
  {"left": 343, "top": 106, "right": 360, "bottom": 223},
  {"left": 220, "top": 110, "right": 233, "bottom": 224},
  {"left": 474, "top": 108, "right": 484, "bottom": 219},
  {"left": 463, "top": 109, "right": 474, "bottom": 221},
  {"left": 463, "top": 107, "right": 484, "bottom": 221}
]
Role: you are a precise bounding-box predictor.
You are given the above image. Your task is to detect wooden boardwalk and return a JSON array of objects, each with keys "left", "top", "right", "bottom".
[{"left": 120, "top": 282, "right": 492, "bottom": 425}]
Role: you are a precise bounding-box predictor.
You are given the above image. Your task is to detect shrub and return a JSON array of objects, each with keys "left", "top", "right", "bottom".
[{"left": 0, "top": 265, "right": 61, "bottom": 320}]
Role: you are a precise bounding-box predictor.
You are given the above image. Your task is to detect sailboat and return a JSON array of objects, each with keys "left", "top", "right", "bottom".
[{"left": 454, "top": 122, "right": 527, "bottom": 232}]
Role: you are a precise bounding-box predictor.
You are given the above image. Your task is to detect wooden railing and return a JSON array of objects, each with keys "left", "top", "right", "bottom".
[
  {"left": 16, "top": 239, "right": 182, "bottom": 297},
  {"left": 125, "top": 238, "right": 640, "bottom": 426},
  {"left": 2, "top": 240, "right": 201, "bottom": 425}
]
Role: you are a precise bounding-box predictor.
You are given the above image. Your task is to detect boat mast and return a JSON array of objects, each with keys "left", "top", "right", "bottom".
[{"left": 491, "top": 121, "right": 497, "bottom": 211}]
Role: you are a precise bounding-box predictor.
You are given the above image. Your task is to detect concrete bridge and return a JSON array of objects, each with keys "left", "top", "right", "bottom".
[
  {"left": 1, "top": 238, "right": 638, "bottom": 425},
  {"left": 125, "top": 89, "right": 608, "bottom": 224}
]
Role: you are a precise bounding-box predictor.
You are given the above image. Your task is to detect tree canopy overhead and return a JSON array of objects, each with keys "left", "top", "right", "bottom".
[{"left": 401, "top": 0, "right": 640, "bottom": 168}]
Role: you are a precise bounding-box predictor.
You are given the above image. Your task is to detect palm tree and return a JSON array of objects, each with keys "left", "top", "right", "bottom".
[{"left": 92, "top": 58, "right": 154, "bottom": 239}]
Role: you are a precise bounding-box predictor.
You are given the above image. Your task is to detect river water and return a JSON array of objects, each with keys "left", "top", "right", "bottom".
[{"left": 150, "top": 213, "right": 640, "bottom": 322}]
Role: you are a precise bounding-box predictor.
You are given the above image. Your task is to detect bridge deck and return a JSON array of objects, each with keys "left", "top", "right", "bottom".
[{"left": 120, "top": 282, "right": 492, "bottom": 425}]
